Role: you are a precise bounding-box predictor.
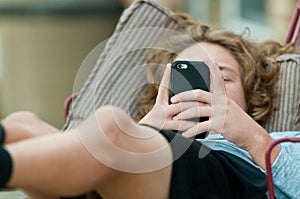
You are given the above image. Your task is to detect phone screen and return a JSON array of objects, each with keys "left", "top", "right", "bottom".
[{"left": 170, "top": 61, "right": 210, "bottom": 139}]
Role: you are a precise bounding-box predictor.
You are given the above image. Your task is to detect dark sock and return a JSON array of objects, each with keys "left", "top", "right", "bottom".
[
  {"left": 0, "top": 125, "right": 5, "bottom": 145},
  {"left": 0, "top": 147, "right": 12, "bottom": 187}
]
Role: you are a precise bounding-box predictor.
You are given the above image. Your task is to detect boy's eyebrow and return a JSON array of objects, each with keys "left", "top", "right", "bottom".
[{"left": 218, "top": 65, "right": 238, "bottom": 77}]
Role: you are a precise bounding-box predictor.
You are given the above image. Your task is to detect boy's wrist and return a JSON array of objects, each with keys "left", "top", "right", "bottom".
[
  {"left": 246, "top": 128, "right": 280, "bottom": 170},
  {"left": 138, "top": 115, "right": 152, "bottom": 126}
]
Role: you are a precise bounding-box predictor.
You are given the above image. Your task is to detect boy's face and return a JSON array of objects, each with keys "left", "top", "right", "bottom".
[{"left": 174, "top": 42, "right": 247, "bottom": 112}]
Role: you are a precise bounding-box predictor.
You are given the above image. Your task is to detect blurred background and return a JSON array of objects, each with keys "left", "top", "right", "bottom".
[{"left": 0, "top": 0, "right": 297, "bottom": 198}]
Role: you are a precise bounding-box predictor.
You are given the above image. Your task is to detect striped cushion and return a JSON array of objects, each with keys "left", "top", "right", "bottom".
[
  {"left": 64, "top": 0, "right": 300, "bottom": 133},
  {"left": 64, "top": 0, "right": 176, "bottom": 130},
  {"left": 263, "top": 54, "right": 300, "bottom": 132}
]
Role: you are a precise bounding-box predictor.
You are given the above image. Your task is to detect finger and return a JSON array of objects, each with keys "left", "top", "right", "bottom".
[
  {"left": 203, "top": 58, "right": 226, "bottom": 95},
  {"left": 156, "top": 63, "right": 172, "bottom": 105},
  {"left": 167, "top": 101, "right": 206, "bottom": 116},
  {"left": 170, "top": 89, "right": 211, "bottom": 104},
  {"left": 164, "top": 120, "right": 197, "bottom": 132},
  {"left": 182, "top": 120, "right": 210, "bottom": 138},
  {"left": 173, "top": 106, "right": 211, "bottom": 120},
  {"left": 203, "top": 58, "right": 226, "bottom": 134}
]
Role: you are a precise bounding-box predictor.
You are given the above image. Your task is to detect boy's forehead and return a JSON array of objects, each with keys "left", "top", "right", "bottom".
[
  {"left": 175, "top": 44, "right": 208, "bottom": 61},
  {"left": 174, "top": 42, "right": 240, "bottom": 75}
]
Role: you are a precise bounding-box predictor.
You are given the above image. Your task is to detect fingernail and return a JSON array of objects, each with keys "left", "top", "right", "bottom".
[{"left": 171, "top": 97, "right": 176, "bottom": 103}]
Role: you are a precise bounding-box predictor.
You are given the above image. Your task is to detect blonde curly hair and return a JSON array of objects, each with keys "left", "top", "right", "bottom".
[{"left": 134, "top": 13, "right": 295, "bottom": 126}]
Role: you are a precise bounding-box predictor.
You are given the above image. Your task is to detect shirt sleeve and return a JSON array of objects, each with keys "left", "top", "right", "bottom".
[{"left": 270, "top": 144, "right": 300, "bottom": 198}]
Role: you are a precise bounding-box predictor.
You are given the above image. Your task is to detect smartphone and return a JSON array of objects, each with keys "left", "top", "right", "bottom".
[{"left": 170, "top": 61, "right": 210, "bottom": 139}]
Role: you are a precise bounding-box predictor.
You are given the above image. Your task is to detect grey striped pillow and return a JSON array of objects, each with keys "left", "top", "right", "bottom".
[
  {"left": 64, "top": 0, "right": 175, "bottom": 130},
  {"left": 263, "top": 54, "right": 300, "bottom": 132}
]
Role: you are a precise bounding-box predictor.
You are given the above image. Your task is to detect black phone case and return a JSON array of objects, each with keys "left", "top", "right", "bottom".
[{"left": 170, "top": 61, "right": 210, "bottom": 139}]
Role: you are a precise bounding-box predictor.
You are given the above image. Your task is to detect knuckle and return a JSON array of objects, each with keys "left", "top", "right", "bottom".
[{"left": 194, "top": 89, "right": 202, "bottom": 100}]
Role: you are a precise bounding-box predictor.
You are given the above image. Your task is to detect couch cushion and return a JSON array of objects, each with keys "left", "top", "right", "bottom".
[
  {"left": 64, "top": 0, "right": 176, "bottom": 130},
  {"left": 263, "top": 54, "right": 300, "bottom": 132}
]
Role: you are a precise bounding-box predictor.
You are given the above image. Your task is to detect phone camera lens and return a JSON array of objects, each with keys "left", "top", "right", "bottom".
[{"left": 177, "top": 63, "right": 188, "bottom": 69}]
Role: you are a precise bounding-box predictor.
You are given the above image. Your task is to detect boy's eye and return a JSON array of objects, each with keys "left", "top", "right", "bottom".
[{"left": 223, "top": 76, "right": 232, "bottom": 82}]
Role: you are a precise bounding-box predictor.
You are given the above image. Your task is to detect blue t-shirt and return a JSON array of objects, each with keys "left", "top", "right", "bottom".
[{"left": 201, "top": 132, "right": 300, "bottom": 199}]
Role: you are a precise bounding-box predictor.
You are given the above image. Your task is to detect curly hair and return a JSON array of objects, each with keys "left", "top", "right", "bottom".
[{"left": 134, "top": 13, "right": 295, "bottom": 126}]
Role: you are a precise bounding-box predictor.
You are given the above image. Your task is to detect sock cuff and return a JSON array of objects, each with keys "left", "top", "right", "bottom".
[
  {"left": 0, "top": 124, "right": 5, "bottom": 145},
  {"left": 0, "top": 147, "right": 13, "bottom": 187}
]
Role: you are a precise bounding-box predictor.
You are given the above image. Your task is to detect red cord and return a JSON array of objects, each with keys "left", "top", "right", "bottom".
[
  {"left": 285, "top": 1, "right": 300, "bottom": 44},
  {"left": 265, "top": 137, "right": 300, "bottom": 199},
  {"left": 63, "top": 93, "right": 79, "bottom": 123}
]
